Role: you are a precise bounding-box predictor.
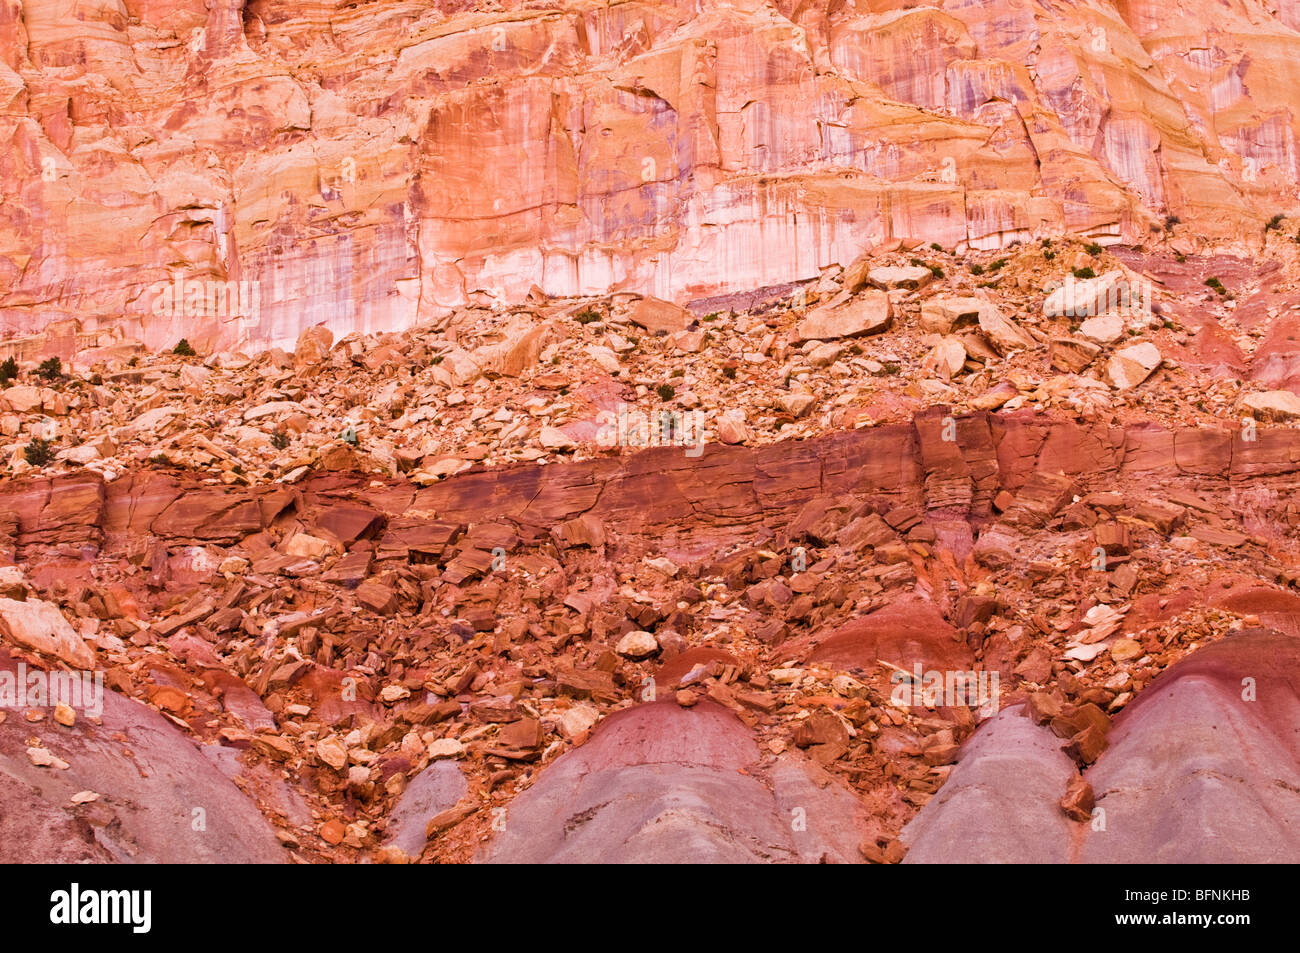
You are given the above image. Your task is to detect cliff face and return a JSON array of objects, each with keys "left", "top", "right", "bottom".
[{"left": 3, "top": 0, "right": 1300, "bottom": 353}]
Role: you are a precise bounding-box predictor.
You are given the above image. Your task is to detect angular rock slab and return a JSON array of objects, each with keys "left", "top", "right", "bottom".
[
  {"left": 0, "top": 654, "right": 290, "bottom": 863},
  {"left": 795, "top": 292, "right": 892, "bottom": 342},
  {"left": 478, "top": 701, "right": 868, "bottom": 863}
]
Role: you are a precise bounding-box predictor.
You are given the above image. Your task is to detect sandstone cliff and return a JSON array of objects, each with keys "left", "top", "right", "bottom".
[{"left": 4, "top": 0, "right": 1300, "bottom": 353}]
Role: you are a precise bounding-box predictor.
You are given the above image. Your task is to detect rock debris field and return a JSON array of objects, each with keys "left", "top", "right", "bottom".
[{"left": 1, "top": 240, "right": 1299, "bottom": 863}]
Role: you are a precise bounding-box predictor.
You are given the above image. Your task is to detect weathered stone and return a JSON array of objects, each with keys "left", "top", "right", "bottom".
[
  {"left": 796, "top": 292, "right": 892, "bottom": 341},
  {"left": 0, "top": 599, "right": 94, "bottom": 669},
  {"left": 919, "top": 298, "right": 982, "bottom": 334},
  {"left": 629, "top": 297, "right": 690, "bottom": 334},
  {"left": 1240, "top": 390, "right": 1300, "bottom": 421},
  {"left": 1107, "top": 343, "right": 1162, "bottom": 390},
  {"left": 868, "top": 265, "right": 932, "bottom": 291}
]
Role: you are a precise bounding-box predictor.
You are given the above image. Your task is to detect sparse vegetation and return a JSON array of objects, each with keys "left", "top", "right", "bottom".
[
  {"left": 172, "top": 338, "right": 196, "bottom": 357},
  {"left": 1164, "top": 214, "right": 1180, "bottom": 232},
  {"left": 1073, "top": 267, "right": 1096, "bottom": 280},
  {"left": 929, "top": 242, "right": 944, "bottom": 252},
  {"left": 0, "top": 357, "right": 17, "bottom": 385},
  {"left": 23, "top": 438, "right": 55, "bottom": 467},
  {"left": 928, "top": 264, "right": 945, "bottom": 279},
  {"left": 722, "top": 364, "right": 737, "bottom": 380},
  {"left": 656, "top": 383, "right": 676, "bottom": 401},
  {"left": 37, "top": 357, "right": 62, "bottom": 381},
  {"left": 1205, "top": 276, "right": 1228, "bottom": 296},
  {"left": 1266, "top": 214, "right": 1285, "bottom": 233},
  {"left": 271, "top": 430, "right": 290, "bottom": 450},
  {"left": 989, "top": 258, "right": 1008, "bottom": 271},
  {"left": 1085, "top": 242, "right": 1104, "bottom": 256},
  {"left": 969, "top": 263, "right": 985, "bottom": 275},
  {"left": 430, "top": 354, "right": 445, "bottom": 365},
  {"left": 575, "top": 309, "right": 601, "bottom": 324}
]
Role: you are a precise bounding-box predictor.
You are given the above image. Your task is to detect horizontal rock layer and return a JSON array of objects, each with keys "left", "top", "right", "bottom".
[{"left": 1, "top": 409, "right": 1296, "bottom": 557}]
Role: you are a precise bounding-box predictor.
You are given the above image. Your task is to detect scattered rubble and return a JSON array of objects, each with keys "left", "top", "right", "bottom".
[{"left": 0, "top": 242, "right": 1297, "bottom": 864}]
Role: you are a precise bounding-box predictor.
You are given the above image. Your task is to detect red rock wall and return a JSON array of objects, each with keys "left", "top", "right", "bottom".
[{"left": 3, "top": 1, "right": 1299, "bottom": 352}]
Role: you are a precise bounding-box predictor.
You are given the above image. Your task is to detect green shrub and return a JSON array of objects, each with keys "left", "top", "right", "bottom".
[
  {"left": 37, "top": 357, "right": 62, "bottom": 381},
  {"left": 656, "top": 383, "right": 676, "bottom": 401},
  {"left": 172, "top": 339, "right": 196, "bottom": 357},
  {"left": 23, "top": 438, "right": 55, "bottom": 467}
]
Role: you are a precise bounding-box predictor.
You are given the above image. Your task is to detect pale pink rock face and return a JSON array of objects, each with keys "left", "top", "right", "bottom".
[{"left": 3, "top": 0, "right": 1300, "bottom": 354}]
